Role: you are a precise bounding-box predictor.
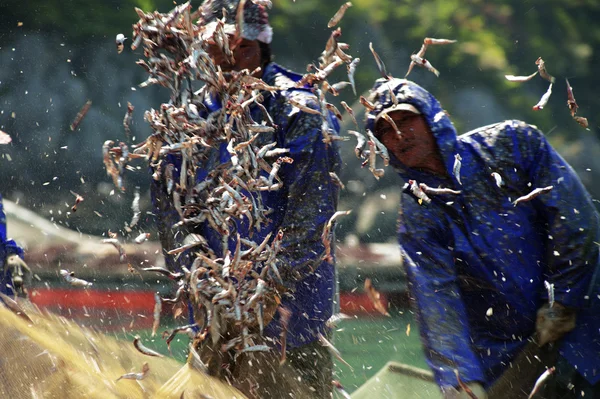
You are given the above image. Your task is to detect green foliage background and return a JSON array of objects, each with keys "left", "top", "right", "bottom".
[{"left": 2, "top": 0, "right": 597, "bottom": 135}]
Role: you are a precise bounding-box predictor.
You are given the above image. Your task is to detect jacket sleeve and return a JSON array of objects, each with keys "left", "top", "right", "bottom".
[
  {"left": 400, "top": 201, "right": 486, "bottom": 389},
  {"left": 272, "top": 92, "right": 340, "bottom": 285},
  {"left": 519, "top": 126, "right": 600, "bottom": 308}
]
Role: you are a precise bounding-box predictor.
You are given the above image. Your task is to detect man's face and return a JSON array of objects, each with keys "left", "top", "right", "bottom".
[
  {"left": 207, "top": 37, "right": 262, "bottom": 74},
  {"left": 374, "top": 110, "right": 443, "bottom": 172}
]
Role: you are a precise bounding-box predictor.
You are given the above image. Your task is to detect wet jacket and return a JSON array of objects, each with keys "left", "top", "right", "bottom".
[
  {"left": 151, "top": 63, "right": 342, "bottom": 349},
  {"left": 0, "top": 194, "right": 24, "bottom": 297},
  {"left": 366, "top": 79, "right": 600, "bottom": 389}
]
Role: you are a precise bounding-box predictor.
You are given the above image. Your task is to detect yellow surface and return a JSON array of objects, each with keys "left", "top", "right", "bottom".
[
  {"left": 350, "top": 362, "right": 442, "bottom": 399},
  {"left": 0, "top": 302, "right": 247, "bottom": 399}
]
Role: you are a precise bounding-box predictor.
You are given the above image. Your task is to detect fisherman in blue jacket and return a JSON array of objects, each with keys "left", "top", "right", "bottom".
[
  {"left": 366, "top": 77, "right": 600, "bottom": 398},
  {"left": 150, "top": 1, "right": 341, "bottom": 397},
  {"left": 0, "top": 194, "right": 30, "bottom": 298}
]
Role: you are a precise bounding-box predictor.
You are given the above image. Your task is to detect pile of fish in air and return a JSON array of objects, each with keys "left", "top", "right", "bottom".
[
  {"left": 506, "top": 58, "right": 589, "bottom": 128},
  {"left": 97, "top": 0, "right": 356, "bottom": 368}
]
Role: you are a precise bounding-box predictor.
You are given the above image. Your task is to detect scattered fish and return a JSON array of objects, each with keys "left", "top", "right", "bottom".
[
  {"left": 565, "top": 79, "right": 578, "bottom": 117},
  {"left": 533, "top": 82, "right": 553, "bottom": 111},
  {"left": 505, "top": 71, "right": 538, "bottom": 82},
  {"left": 454, "top": 369, "right": 480, "bottom": 399},
  {"left": 69, "top": 190, "right": 84, "bottom": 212},
  {"left": 102, "top": 238, "right": 127, "bottom": 262},
  {"left": 70, "top": 100, "right": 92, "bottom": 131},
  {"left": 318, "top": 333, "right": 353, "bottom": 370},
  {"left": 453, "top": 154, "right": 462, "bottom": 185},
  {"left": 369, "top": 42, "right": 389, "bottom": 79},
  {"left": 116, "top": 362, "right": 149, "bottom": 382},
  {"left": 327, "top": 2, "right": 352, "bottom": 28},
  {"left": 134, "top": 232, "right": 151, "bottom": 244},
  {"left": 535, "top": 57, "right": 555, "bottom": 83},
  {"left": 528, "top": 367, "right": 556, "bottom": 399},
  {"left": 513, "top": 186, "right": 553, "bottom": 206},
  {"left": 573, "top": 116, "right": 589, "bottom": 129},
  {"left": 364, "top": 278, "right": 389, "bottom": 316},
  {"left": 59, "top": 269, "right": 92, "bottom": 287},
  {"left": 408, "top": 180, "right": 432, "bottom": 205},
  {"left": 418, "top": 183, "right": 461, "bottom": 196},
  {"left": 332, "top": 380, "right": 352, "bottom": 399},
  {"left": 133, "top": 336, "right": 164, "bottom": 357},
  {"left": 326, "top": 313, "right": 352, "bottom": 329},
  {"left": 152, "top": 292, "right": 162, "bottom": 337},
  {"left": 491, "top": 172, "right": 503, "bottom": 187},
  {"left": 544, "top": 281, "right": 555, "bottom": 308},
  {"left": 347, "top": 58, "right": 360, "bottom": 96}
]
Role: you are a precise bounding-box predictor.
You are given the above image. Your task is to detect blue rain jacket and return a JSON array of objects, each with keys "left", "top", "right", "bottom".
[
  {"left": 0, "top": 194, "right": 25, "bottom": 297},
  {"left": 151, "top": 63, "right": 342, "bottom": 349},
  {"left": 366, "top": 79, "right": 600, "bottom": 389}
]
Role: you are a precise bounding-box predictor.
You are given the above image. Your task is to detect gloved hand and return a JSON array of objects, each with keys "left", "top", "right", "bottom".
[
  {"left": 4, "top": 254, "right": 31, "bottom": 297},
  {"left": 536, "top": 302, "right": 576, "bottom": 346},
  {"left": 442, "top": 382, "right": 488, "bottom": 399}
]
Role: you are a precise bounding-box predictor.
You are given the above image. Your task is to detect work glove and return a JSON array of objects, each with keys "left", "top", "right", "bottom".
[
  {"left": 442, "top": 382, "right": 488, "bottom": 399},
  {"left": 536, "top": 302, "right": 576, "bottom": 346},
  {"left": 4, "top": 254, "right": 31, "bottom": 297}
]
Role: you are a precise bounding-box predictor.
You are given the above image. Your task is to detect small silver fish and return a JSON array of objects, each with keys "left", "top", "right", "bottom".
[
  {"left": 533, "top": 83, "right": 553, "bottom": 111},
  {"left": 453, "top": 154, "right": 462, "bottom": 185},
  {"left": 133, "top": 336, "right": 164, "bottom": 357},
  {"left": 513, "top": 185, "right": 553, "bottom": 206},
  {"left": 116, "top": 362, "right": 149, "bottom": 382},
  {"left": 528, "top": 367, "right": 555, "bottom": 399},
  {"left": 327, "top": 2, "right": 352, "bottom": 28},
  {"left": 347, "top": 58, "right": 360, "bottom": 96},
  {"left": 505, "top": 71, "right": 538, "bottom": 82},
  {"left": 544, "top": 280, "right": 555, "bottom": 308},
  {"left": 491, "top": 172, "right": 503, "bottom": 187},
  {"left": 410, "top": 54, "right": 440, "bottom": 77},
  {"left": 59, "top": 269, "right": 93, "bottom": 287}
]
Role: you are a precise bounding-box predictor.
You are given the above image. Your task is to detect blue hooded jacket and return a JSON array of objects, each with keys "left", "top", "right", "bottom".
[
  {"left": 366, "top": 78, "right": 600, "bottom": 389},
  {"left": 151, "top": 63, "right": 342, "bottom": 349},
  {"left": 0, "top": 194, "right": 25, "bottom": 297}
]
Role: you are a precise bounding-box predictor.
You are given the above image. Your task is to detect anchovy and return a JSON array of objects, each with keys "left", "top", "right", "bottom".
[
  {"left": 364, "top": 278, "right": 390, "bottom": 316},
  {"left": 133, "top": 336, "right": 164, "bottom": 357},
  {"left": 116, "top": 363, "right": 149, "bottom": 382},
  {"left": 59, "top": 269, "right": 93, "bottom": 287},
  {"left": 505, "top": 71, "right": 538, "bottom": 82},
  {"left": 491, "top": 172, "right": 503, "bottom": 187},
  {"left": 528, "top": 367, "right": 556, "bottom": 399},
  {"left": 418, "top": 183, "right": 461, "bottom": 196},
  {"left": 369, "top": 42, "right": 389, "bottom": 79},
  {"left": 327, "top": 2, "right": 352, "bottom": 28},
  {"left": 347, "top": 58, "right": 360, "bottom": 96},
  {"left": 408, "top": 180, "right": 432, "bottom": 205},
  {"left": 70, "top": 100, "right": 92, "bottom": 131},
  {"left": 317, "top": 333, "right": 353, "bottom": 370},
  {"left": 453, "top": 154, "right": 462, "bottom": 185},
  {"left": 566, "top": 78, "right": 578, "bottom": 117},
  {"left": 454, "top": 369, "right": 479, "bottom": 399},
  {"left": 533, "top": 83, "right": 553, "bottom": 111},
  {"left": 535, "top": 57, "right": 555, "bottom": 83},
  {"left": 513, "top": 185, "right": 553, "bottom": 206}
]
